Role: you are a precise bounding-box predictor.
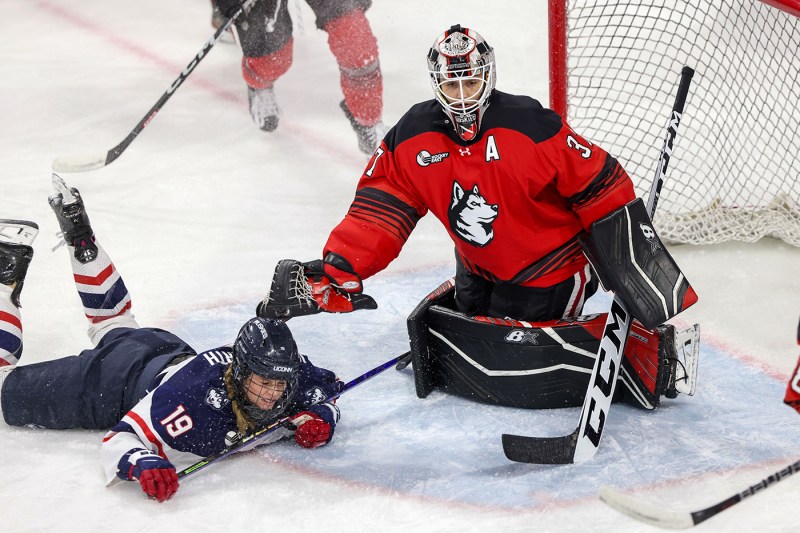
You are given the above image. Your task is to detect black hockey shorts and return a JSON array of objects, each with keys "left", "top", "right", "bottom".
[
  {"left": 236, "top": 0, "right": 372, "bottom": 57},
  {"left": 454, "top": 258, "right": 599, "bottom": 321},
  {"left": 1, "top": 328, "right": 195, "bottom": 429}
]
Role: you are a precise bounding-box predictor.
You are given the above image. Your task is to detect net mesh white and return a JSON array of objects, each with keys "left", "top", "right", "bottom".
[{"left": 561, "top": 0, "right": 800, "bottom": 246}]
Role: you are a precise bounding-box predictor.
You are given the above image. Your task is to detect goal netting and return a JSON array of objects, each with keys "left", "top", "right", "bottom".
[{"left": 550, "top": 0, "right": 800, "bottom": 246}]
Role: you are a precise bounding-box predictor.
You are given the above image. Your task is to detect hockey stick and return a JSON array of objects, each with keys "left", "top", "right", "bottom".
[
  {"left": 502, "top": 66, "right": 695, "bottom": 464},
  {"left": 51, "top": 0, "right": 258, "bottom": 173},
  {"left": 599, "top": 457, "right": 800, "bottom": 529},
  {"left": 178, "top": 351, "right": 411, "bottom": 479}
]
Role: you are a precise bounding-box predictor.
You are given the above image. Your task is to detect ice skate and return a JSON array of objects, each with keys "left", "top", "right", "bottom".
[
  {"left": 48, "top": 173, "right": 97, "bottom": 264},
  {"left": 340, "top": 100, "right": 388, "bottom": 155},
  {"left": 661, "top": 323, "right": 701, "bottom": 398},
  {"left": 210, "top": 0, "right": 226, "bottom": 29},
  {"left": 248, "top": 86, "right": 280, "bottom": 132},
  {"left": 0, "top": 219, "right": 38, "bottom": 307},
  {"left": 210, "top": 0, "right": 236, "bottom": 44}
]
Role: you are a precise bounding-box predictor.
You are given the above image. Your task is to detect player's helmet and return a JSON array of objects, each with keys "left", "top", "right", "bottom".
[
  {"left": 230, "top": 317, "right": 302, "bottom": 424},
  {"left": 427, "top": 24, "right": 496, "bottom": 141}
]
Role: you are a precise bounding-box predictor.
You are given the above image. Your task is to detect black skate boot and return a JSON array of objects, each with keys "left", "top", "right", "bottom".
[
  {"left": 340, "top": 100, "right": 388, "bottom": 155},
  {"left": 0, "top": 220, "right": 38, "bottom": 307},
  {"left": 48, "top": 174, "right": 98, "bottom": 264}
]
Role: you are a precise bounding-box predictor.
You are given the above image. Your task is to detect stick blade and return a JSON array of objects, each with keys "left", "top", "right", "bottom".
[
  {"left": 52, "top": 152, "right": 108, "bottom": 173},
  {"left": 598, "top": 486, "right": 695, "bottom": 530},
  {"left": 501, "top": 429, "right": 579, "bottom": 464}
]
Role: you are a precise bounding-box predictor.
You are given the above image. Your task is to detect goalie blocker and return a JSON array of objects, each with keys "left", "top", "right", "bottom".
[
  {"left": 581, "top": 197, "right": 698, "bottom": 330},
  {"left": 408, "top": 279, "right": 700, "bottom": 410}
]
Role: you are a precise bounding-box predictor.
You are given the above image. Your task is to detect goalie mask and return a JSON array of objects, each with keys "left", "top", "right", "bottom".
[
  {"left": 427, "top": 24, "right": 496, "bottom": 141},
  {"left": 230, "top": 317, "right": 301, "bottom": 425}
]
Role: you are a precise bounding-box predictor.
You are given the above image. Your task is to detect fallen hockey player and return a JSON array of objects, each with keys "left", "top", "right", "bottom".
[{"left": 0, "top": 175, "right": 341, "bottom": 502}]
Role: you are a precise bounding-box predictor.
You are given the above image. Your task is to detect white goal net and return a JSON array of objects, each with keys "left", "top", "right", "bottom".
[{"left": 551, "top": 0, "right": 800, "bottom": 246}]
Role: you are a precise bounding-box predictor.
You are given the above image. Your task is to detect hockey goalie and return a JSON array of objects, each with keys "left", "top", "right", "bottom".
[{"left": 256, "top": 24, "right": 701, "bottom": 411}]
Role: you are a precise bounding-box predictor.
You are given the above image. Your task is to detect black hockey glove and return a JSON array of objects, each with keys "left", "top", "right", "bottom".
[
  {"left": 256, "top": 253, "right": 377, "bottom": 320},
  {"left": 214, "top": 0, "right": 245, "bottom": 18}
]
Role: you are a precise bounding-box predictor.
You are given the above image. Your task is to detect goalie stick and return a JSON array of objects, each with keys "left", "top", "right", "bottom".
[
  {"left": 51, "top": 0, "right": 259, "bottom": 173},
  {"left": 598, "top": 457, "right": 800, "bottom": 529},
  {"left": 178, "top": 351, "right": 411, "bottom": 479},
  {"left": 502, "top": 66, "right": 696, "bottom": 464}
]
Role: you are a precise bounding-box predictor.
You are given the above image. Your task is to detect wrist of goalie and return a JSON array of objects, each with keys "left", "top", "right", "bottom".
[{"left": 305, "top": 253, "right": 376, "bottom": 313}]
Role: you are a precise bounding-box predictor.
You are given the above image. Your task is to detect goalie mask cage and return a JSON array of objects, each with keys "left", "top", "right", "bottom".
[{"left": 549, "top": 0, "right": 800, "bottom": 246}]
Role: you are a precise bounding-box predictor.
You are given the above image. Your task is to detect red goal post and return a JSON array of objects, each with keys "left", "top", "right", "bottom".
[{"left": 548, "top": 0, "right": 800, "bottom": 246}]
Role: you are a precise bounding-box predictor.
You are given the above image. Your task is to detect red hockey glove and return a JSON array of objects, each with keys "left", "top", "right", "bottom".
[
  {"left": 303, "top": 253, "right": 375, "bottom": 313},
  {"left": 290, "top": 411, "right": 333, "bottom": 449},
  {"left": 127, "top": 450, "right": 179, "bottom": 502},
  {"left": 257, "top": 255, "right": 377, "bottom": 320}
]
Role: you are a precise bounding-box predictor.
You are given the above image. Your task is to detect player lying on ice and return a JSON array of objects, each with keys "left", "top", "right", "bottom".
[
  {"left": 257, "top": 24, "right": 701, "bottom": 411},
  {"left": 0, "top": 176, "right": 341, "bottom": 502}
]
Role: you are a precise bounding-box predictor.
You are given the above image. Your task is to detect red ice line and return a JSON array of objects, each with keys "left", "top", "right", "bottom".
[{"left": 33, "top": 0, "right": 361, "bottom": 163}]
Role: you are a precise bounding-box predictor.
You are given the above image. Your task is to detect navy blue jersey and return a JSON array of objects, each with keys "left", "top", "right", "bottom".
[{"left": 101, "top": 346, "right": 340, "bottom": 484}]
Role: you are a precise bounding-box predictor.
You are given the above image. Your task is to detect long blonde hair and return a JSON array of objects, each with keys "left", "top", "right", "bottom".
[{"left": 224, "top": 365, "right": 257, "bottom": 434}]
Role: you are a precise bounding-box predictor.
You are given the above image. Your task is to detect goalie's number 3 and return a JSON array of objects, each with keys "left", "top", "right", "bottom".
[{"left": 567, "top": 135, "right": 592, "bottom": 158}]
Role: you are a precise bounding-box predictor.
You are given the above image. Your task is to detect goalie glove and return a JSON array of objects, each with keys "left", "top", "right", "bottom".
[{"left": 256, "top": 253, "right": 377, "bottom": 320}]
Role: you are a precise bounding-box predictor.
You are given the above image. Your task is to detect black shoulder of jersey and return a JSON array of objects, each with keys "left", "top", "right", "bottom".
[
  {"left": 480, "top": 90, "right": 563, "bottom": 143},
  {"left": 384, "top": 91, "right": 564, "bottom": 150},
  {"left": 384, "top": 99, "right": 446, "bottom": 150}
]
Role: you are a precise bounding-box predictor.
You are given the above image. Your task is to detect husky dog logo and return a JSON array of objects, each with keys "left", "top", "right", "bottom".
[
  {"left": 448, "top": 181, "right": 499, "bottom": 247},
  {"left": 306, "top": 387, "right": 327, "bottom": 404},
  {"left": 205, "top": 387, "right": 230, "bottom": 410}
]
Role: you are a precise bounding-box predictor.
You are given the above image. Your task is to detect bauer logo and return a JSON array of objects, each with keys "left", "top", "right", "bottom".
[
  {"left": 639, "top": 223, "right": 662, "bottom": 254},
  {"left": 505, "top": 330, "right": 539, "bottom": 344},
  {"left": 416, "top": 150, "right": 450, "bottom": 167}
]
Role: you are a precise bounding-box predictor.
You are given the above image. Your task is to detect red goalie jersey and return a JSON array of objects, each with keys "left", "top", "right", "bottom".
[
  {"left": 783, "top": 317, "right": 800, "bottom": 414},
  {"left": 324, "top": 90, "right": 636, "bottom": 288}
]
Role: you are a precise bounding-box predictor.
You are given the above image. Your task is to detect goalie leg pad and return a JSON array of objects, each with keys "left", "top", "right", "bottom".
[
  {"left": 407, "top": 279, "right": 456, "bottom": 398},
  {"left": 581, "top": 198, "right": 698, "bottom": 329},
  {"left": 407, "top": 280, "right": 701, "bottom": 410}
]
